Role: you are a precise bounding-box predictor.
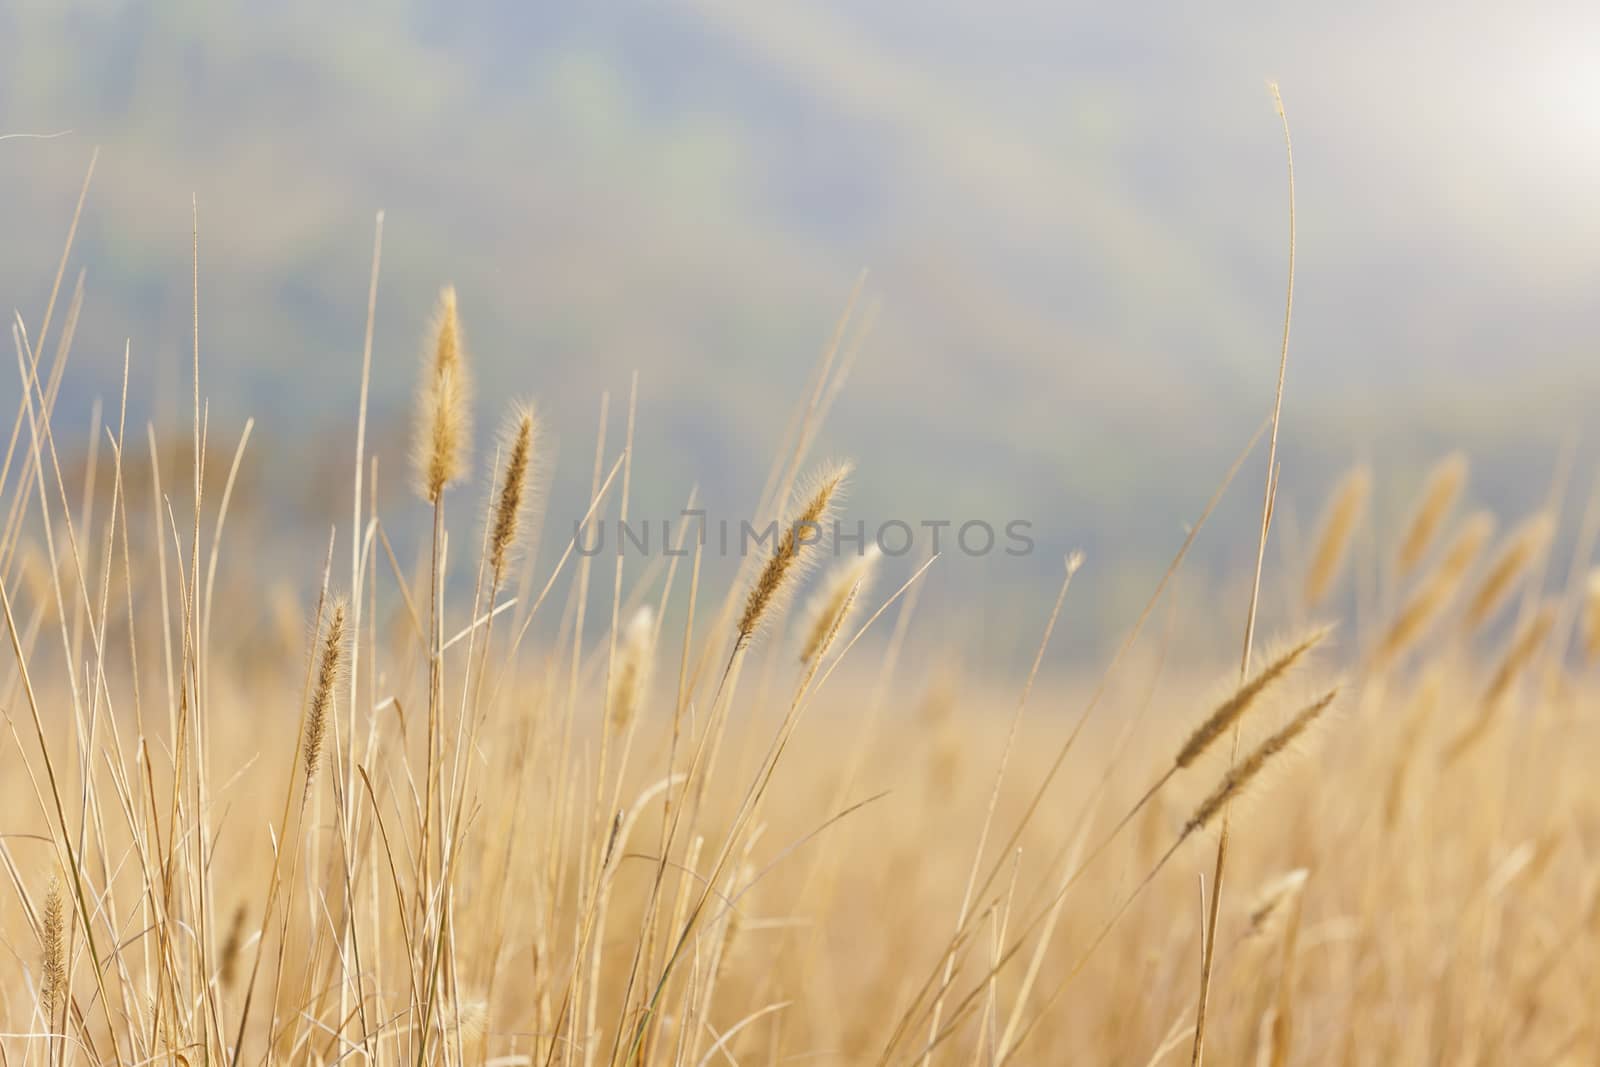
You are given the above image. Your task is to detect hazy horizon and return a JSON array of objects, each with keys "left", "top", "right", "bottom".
[{"left": 6, "top": 0, "right": 1598, "bottom": 660}]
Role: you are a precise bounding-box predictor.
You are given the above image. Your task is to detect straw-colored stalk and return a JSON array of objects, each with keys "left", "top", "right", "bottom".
[
  {"left": 1303, "top": 466, "right": 1370, "bottom": 608},
  {"left": 1383, "top": 666, "right": 1443, "bottom": 830},
  {"left": 413, "top": 286, "right": 473, "bottom": 922},
  {"left": 1264, "top": 870, "right": 1306, "bottom": 1067},
  {"left": 1242, "top": 868, "right": 1310, "bottom": 1067}
]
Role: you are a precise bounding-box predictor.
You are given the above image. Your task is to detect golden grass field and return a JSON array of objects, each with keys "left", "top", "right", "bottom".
[{"left": 6, "top": 151, "right": 1600, "bottom": 1067}]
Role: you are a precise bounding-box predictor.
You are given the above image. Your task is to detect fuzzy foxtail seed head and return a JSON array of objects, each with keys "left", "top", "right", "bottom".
[
  {"left": 1396, "top": 453, "right": 1468, "bottom": 576},
  {"left": 303, "top": 599, "right": 348, "bottom": 782},
  {"left": 1175, "top": 626, "right": 1330, "bottom": 770},
  {"left": 799, "top": 545, "right": 880, "bottom": 666},
  {"left": 489, "top": 404, "right": 537, "bottom": 583},
  {"left": 737, "top": 461, "right": 852, "bottom": 648},
  {"left": 414, "top": 285, "right": 473, "bottom": 503},
  {"left": 1187, "top": 688, "right": 1339, "bottom": 836},
  {"left": 1304, "top": 466, "right": 1370, "bottom": 608},
  {"left": 1464, "top": 513, "right": 1553, "bottom": 631},
  {"left": 41, "top": 875, "right": 64, "bottom": 1018}
]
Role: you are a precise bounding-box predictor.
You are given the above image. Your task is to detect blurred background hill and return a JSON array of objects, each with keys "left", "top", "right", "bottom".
[{"left": 4, "top": 0, "right": 1599, "bottom": 663}]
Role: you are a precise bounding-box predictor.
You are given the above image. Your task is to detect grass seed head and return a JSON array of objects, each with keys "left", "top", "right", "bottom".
[
  {"left": 1304, "top": 466, "right": 1370, "bottom": 608},
  {"left": 489, "top": 403, "right": 537, "bottom": 583},
  {"left": 1246, "top": 868, "right": 1310, "bottom": 939},
  {"left": 1396, "top": 453, "right": 1468, "bottom": 575},
  {"left": 41, "top": 875, "right": 64, "bottom": 1018},
  {"left": 1375, "top": 511, "right": 1495, "bottom": 665},
  {"left": 414, "top": 285, "right": 473, "bottom": 503},
  {"left": 303, "top": 599, "right": 348, "bottom": 783},
  {"left": 1464, "top": 513, "right": 1553, "bottom": 631},
  {"left": 609, "top": 606, "right": 655, "bottom": 730},
  {"left": 737, "top": 460, "right": 852, "bottom": 649},
  {"left": 1482, "top": 603, "right": 1557, "bottom": 710},
  {"left": 1175, "top": 626, "right": 1330, "bottom": 770},
  {"left": 799, "top": 544, "right": 879, "bottom": 665},
  {"left": 1187, "top": 688, "right": 1339, "bottom": 836}
]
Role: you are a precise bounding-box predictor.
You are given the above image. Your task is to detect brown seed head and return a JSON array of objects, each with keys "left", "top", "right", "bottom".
[
  {"left": 737, "top": 461, "right": 852, "bottom": 648},
  {"left": 41, "top": 875, "right": 64, "bottom": 1018},
  {"left": 1176, "top": 627, "right": 1330, "bottom": 769},
  {"left": 1187, "top": 688, "right": 1338, "bottom": 835},
  {"left": 1246, "top": 868, "right": 1309, "bottom": 939},
  {"left": 303, "top": 599, "right": 348, "bottom": 782},
  {"left": 490, "top": 404, "right": 536, "bottom": 583}
]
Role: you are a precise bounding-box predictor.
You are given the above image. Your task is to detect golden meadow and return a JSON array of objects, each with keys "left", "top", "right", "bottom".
[{"left": 5, "top": 118, "right": 1600, "bottom": 1067}]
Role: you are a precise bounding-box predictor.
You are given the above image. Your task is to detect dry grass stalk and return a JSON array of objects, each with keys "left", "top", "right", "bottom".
[
  {"left": 806, "top": 581, "right": 858, "bottom": 679},
  {"left": 414, "top": 285, "right": 472, "bottom": 503},
  {"left": 1240, "top": 869, "right": 1310, "bottom": 1067},
  {"left": 1464, "top": 513, "right": 1553, "bottom": 631},
  {"left": 1265, "top": 876, "right": 1305, "bottom": 1067},
  {"left": 799, "top": 544, "right": 880, "bottom": 665},
  {"left": 302, "top": 599, "right": 347, "bottom": 782},
  {"left": 1176, "top": 627, "right": 1329, "bottom": 770},
  {"left": 1303, "top": 466, "right": 1370, "bottom": 607},
  {"left": 489, "top": 404, "right": 536, "bottom": 584},
  {"left": 1396, "top": 453, "right": 1468, "bottom": 575},
  {"left": 1194, "top": 82, "right": 1298, "bottom": 1067},
  {"left": 736, "top": 461, "right": 851, "bottom": 649},
  {"left": 18, "top": 168, "right": 1600, "bottom": 1065},
  {"left": 1375, "top": 512, "right": 1494, "bottom": 665}
]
